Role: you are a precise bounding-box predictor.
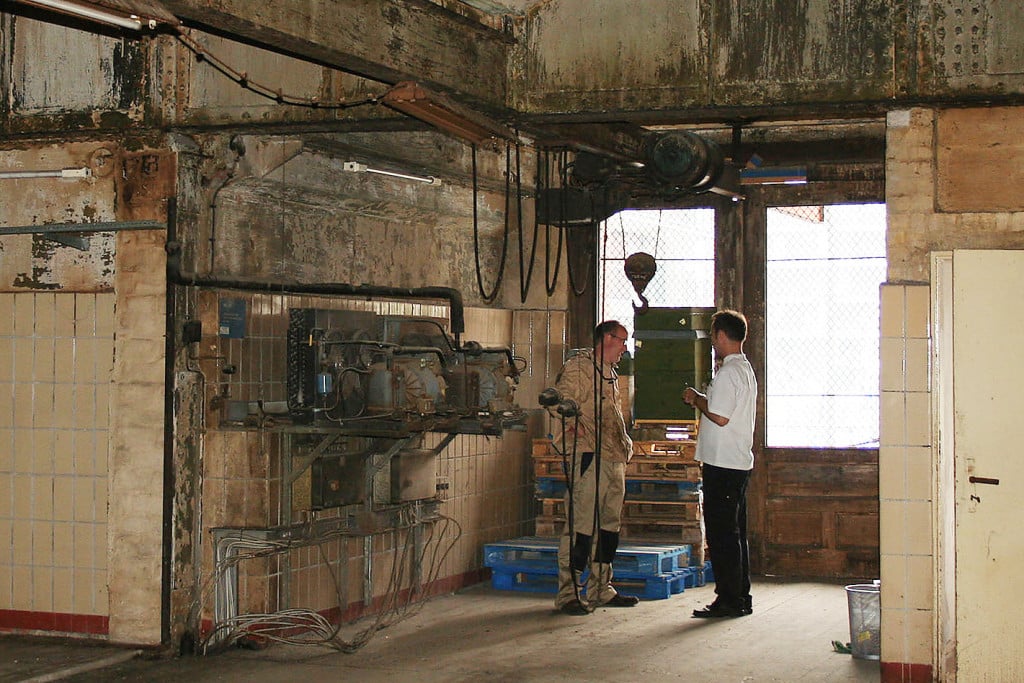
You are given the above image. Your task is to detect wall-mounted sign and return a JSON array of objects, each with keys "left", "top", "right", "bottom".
[{"left": 218, "top": 298, "right": 246, "bottom": 338}]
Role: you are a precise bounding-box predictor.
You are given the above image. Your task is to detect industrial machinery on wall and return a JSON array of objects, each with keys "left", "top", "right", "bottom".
[{"left": 286, "top": 308, "right": 523, "bottom": 435}]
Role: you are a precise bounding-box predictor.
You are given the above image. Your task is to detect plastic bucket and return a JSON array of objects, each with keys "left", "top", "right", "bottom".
[{"left": 845, "top": 582, "right": 881, "bottom": 660}]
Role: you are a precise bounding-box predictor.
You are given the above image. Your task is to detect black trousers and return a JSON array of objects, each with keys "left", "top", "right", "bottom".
[{"left": 702, "top": 463, "right": 751, "bottom": 609}]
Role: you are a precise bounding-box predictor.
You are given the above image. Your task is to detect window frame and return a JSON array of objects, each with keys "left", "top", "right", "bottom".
[{"left": 763, "top": 202, "right": 887, "bottom": 449}]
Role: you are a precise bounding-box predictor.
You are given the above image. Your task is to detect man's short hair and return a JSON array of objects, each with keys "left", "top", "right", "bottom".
[
  {"left": 594, "top": 320, "right": 625, "bottom": 346},
  {"left": 711, "top": 310, "right": 747, "bottom": 343}
]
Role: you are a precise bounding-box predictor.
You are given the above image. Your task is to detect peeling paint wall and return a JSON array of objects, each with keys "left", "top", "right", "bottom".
[
  {"left": 175, "top": 132, "right": 563, "bottom": 311},
  {"left": 4, "top": 18, "right": 146, "bottom": 133},
  {"left": 0, "top": 145, "right": 118, "bottom": 291},
  {"left": 512, "top": 0, "right": 1024, "bottom": 117},
  {"left": 513, "top": 0, "right": 894, "bottom": 113},
  {"left": 515, "top": 0, "right": 708, "bottom": 113}
]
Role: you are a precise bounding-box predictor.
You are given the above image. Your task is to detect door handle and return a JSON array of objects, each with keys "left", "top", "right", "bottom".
[{"left": 969, "top": 476, "right": 1000, "bottom": 485}]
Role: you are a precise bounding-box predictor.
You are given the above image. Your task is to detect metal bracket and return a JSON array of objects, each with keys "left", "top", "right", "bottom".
[
  {"left": 45, "top": 233, "right": 90, "bottom": 251},
  {"left": 287, "top": 432, "right": 342, "bottom": 485},
  {"left": 0, "top": 220, "right": 166, "bottom": 252}
]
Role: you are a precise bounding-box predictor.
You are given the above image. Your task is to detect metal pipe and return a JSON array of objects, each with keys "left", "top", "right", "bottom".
[
  {"left": 165, "top": 241, "right": 466, "bottom": 337},
  {"left": 0, "top": 220, "right": 164, "bottom": 236},
  {"left": 363, "top": 536, "right": 373, "bottom": 608}
]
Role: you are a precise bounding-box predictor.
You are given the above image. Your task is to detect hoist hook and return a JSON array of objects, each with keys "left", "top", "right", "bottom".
[{"left": 624, "top": 252, "right": 657, "bottom": 316}]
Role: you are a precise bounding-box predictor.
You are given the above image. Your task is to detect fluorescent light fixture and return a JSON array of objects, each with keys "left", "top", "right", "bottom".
[
  {"left": 708, "top": 186, "right": 745, "bottom": 202},
  {"left": 739, "top": 166, "right": 808, "bottom": 185},
  {"left": 16, "top": 0, "right": 159, "bottom": 30},
  {"left": 343, "top": 161, "right": 438, "bottom": 185},
  {"left": 382, "top": 81, "right": 515, "bottom": 147},
  {"left": 0, "top": 167, "right": 92, "bottom": 180}
]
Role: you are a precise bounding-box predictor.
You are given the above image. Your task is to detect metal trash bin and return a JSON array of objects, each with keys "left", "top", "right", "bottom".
[{"left": 845, "top": 582, "right": 881, "bottom": 660}]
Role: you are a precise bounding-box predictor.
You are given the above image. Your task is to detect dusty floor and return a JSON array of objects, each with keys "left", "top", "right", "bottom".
[{"left": 1, "top": 579, "right": 880, "bottom": 683}]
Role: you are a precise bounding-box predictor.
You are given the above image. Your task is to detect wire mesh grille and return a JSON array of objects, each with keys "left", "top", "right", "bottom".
[
  {"left": 766, "top": 204, "right": 886, "bottom": 448},
  {"left": 598, "top": 209, "right": 715, "bottom": 347}
]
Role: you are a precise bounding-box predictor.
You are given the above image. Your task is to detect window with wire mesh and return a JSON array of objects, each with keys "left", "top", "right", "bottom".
[
  {"left": 766, "top": 204, "right": 886, "bottom": 449},
  {"left": 599, "top": 209, "right": 715, "bottom": 351}
]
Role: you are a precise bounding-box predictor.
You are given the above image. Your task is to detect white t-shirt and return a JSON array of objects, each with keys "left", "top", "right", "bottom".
[{"left": 694, "top": 353, "right": 757, "bottom": 471}]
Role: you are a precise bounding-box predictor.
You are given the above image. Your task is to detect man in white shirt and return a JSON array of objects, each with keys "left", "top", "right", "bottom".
[{"left": 683, "top": 310, "right": 757, "bottom": 618}]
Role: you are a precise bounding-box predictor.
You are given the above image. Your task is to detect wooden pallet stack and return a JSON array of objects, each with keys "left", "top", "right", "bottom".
[{"left": 532, "top": 421, "right": 706, "bottom": 567}]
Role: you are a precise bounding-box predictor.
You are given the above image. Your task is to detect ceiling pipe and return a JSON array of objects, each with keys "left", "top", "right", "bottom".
[{"left": 165, "top": 242, "right": 466, "bottom": 338}]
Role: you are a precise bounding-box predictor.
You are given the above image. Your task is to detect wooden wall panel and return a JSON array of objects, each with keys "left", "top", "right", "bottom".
[
  {"left": 767, "top": 461, "right": 878, "bottom": 498},
  {"left": 936, "top": 107, "right": 1024, "bottom": 213},
  {"left": 766, "top": 510, "right": 823, "bottom": 547},
  {"left": 837, "top": 512, "right": 879, "bottom": 549},
  {"left": 759, "top": 451, "right": 879, "bottom": 580}
]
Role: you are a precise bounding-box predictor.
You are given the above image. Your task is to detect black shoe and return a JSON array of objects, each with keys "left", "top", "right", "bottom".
[
  {"left": 692, "top": 602, "right": 745, "bottom": 618},
  {"left": 743, "top": 596, "right": 753, "bottom": 615},
  {"left": 559, "top": 599, "right": 590, "bottom": 616},
  {"left": 603, "top": 593, "right": 639, "bottom": 607}
]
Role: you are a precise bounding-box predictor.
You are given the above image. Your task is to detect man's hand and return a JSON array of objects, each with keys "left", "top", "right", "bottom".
[{"left": 683, "top": 386, "right": 729, "bottom": 427}]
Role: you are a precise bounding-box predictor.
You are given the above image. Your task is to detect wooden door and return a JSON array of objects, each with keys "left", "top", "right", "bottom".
[{"left": 952, "top": 250, "right": 1024, "bottom": 679}]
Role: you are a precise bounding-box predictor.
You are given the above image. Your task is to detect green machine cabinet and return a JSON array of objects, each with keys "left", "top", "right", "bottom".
[{"left": 632, "top": 307, "right": 716, "bottom": 422}]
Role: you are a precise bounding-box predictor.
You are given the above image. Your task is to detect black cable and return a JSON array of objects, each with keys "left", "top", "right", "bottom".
[
  {"left": 518, "top": 140, "right": 540, "bottom": 303},
  {"left": 473, "top": 143, "right": 510, "bottom": 303},
  {"left": 590, "top": 353, "right": 603, "bottom": 564},
  {"left": 544, "top": 150, "right": 564, "bottom": 296},
  {"left": 562, "top": 157, "right": 590, "bottom": 297},
  {"left": 175, "top": 28, "right": 381, "bottom": 110},
  {"left": 559, "top": 409, "right": 587, "bottom": 606}
]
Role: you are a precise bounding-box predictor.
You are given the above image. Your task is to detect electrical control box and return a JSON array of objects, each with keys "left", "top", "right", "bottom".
[{"left": 390, "top": 449, "right": 439, "bottom": 502}]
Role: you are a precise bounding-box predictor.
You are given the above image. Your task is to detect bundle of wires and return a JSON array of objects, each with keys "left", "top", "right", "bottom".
[{"left": 198, "top": 513, "right": 462, "bottom": 655}]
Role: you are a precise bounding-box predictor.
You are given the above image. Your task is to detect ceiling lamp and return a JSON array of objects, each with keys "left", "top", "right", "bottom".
[
  {"left": 739, "top": 166, "right": 808, "bottom": 185},
  {"left": 0, "top": 167, "right": 91, "bottom": 179},
  {"left": 13, "top": 0, "right": 176, "bottom": 31},
  {"left": 342, "top": 161, "right": 438, "bottom": 185},
  {"left": 381, "top": 81, "right": 515, "bottom": 148}
]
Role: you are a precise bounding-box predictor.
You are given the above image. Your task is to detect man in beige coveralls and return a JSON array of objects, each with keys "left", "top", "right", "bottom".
[{"left": 549, "top": 321, "right": 639, "bottom": 615}]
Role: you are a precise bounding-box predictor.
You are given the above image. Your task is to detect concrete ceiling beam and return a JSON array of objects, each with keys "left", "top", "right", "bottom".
[{"left": 161, "top": 0, "right": 511, "bottom": 110}]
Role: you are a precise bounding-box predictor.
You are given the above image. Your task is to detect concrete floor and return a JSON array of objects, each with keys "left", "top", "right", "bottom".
[{"left": 1, "top": 579, "right": 880, "bottom": 683}]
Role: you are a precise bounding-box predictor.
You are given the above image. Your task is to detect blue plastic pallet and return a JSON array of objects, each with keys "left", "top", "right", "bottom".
[
  {"left": 535, "top": 476, "right": 701, "bottom": 501},
  {"left": 678, "top": 565, "right": 709, "bottom": 588},
  {"left": 482, "top": 537, "right": 561, "bottom": 571},
  {"left": 613, "top": 541, "right": 692, "bottom": 574},
  {"left": 484, "top": 537, "right": 691, "bottom": 576},
  {"left": 490, "top": 566, "right": 684, "bottom": 600}
]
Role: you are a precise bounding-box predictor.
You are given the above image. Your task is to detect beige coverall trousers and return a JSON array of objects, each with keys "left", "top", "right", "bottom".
[{"left": 555, "top": 456, "right": 627, "bottom": 608}]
